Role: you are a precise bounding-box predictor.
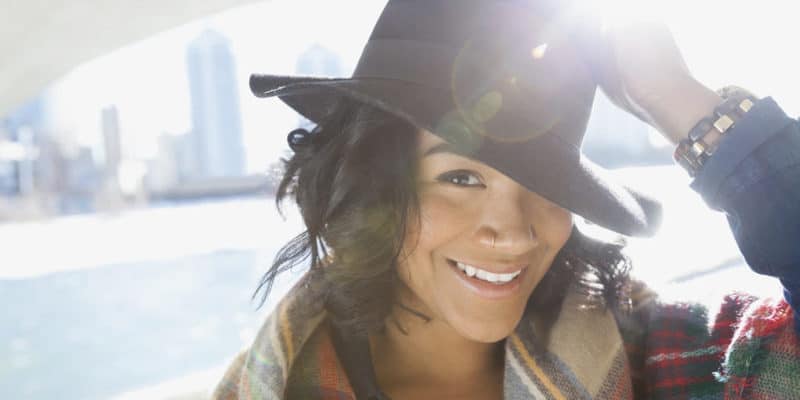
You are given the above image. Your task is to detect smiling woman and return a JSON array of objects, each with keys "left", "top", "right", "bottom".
[
  {"left": 212, "top": 0, "right": 800, "bottom": 399},
  {"left": 251, "top": 97, "right": 632, "bottom": 399},
  {"left": 257, "top": 98, "right": 629, "bottom": 335}
]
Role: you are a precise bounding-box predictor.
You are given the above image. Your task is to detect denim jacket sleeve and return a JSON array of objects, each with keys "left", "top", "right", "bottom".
[{"left": 689, "top": 97, "right": 800, "bottom": 332}]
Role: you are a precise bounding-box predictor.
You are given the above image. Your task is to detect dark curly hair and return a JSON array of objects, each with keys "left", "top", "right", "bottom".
[{"left": 255, "top": 99, "right": 633, "bottom": 336}]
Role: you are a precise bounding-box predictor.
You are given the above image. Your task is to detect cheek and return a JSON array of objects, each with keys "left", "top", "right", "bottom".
[
  {"left": 397, "top": 192, "right": 472, "bottom": 303},
  {"left": 405, "top": 190, "right": 473, "bottom": 255},
  {"left": 547, "top": 209, "right": 573, "bottom": 250}
]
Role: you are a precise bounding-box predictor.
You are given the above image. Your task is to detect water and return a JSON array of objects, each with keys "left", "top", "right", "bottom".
[
  {"left": 0, "top": 196, "right": 305, "bottom": 399},
  {"left": 3, "top": 250, "right": 263, "bottom": 399}
]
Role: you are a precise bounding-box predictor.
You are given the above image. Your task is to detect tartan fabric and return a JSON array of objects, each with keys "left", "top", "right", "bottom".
[
  {"left": 721, "top": 297, "right": 800, "bottom": 399},
  {"left": 633, "top": 293, "right": 757, "bottom": 399},
  {"left": 212, "top": 273, "right": 800, "bottom": 399},
  {"left": 621, "top": 290, "right": 800, "bottom": 400}
]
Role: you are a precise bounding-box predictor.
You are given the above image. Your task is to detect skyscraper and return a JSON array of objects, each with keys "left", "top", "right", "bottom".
[
  {"left": 0, "top": 94, "right": 50, "bottom": 196},
  {"left": 295, "top": 43, "right": 344, "bottom": 77},
  {"left": 185, "top": 29, "right": 246, "bottom": 180},
  {"left": 101, "top": 106, "right": 122, "bottom": 184}
]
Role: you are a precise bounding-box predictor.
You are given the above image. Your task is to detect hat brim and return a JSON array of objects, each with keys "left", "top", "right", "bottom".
[{"left": 250, "top": 74, "right": 662, "bottom": 237}]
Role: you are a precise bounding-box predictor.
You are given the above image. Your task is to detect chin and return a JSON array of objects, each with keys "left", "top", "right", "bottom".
[{"left": 450, "top": 308, "right": 527, "bottom": 343}]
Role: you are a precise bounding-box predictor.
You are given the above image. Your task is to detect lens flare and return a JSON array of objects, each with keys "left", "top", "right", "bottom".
[{"left": 531, "top": 43, "right": 548, "bottom": 60}]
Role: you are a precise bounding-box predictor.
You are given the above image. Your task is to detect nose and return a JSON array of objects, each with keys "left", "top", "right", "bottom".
[{"left": 473, "top": 189, "right": 540, "bottom": 255}]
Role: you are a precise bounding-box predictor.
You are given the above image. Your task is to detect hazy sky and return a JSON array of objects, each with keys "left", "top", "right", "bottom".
[{"left": 45, "top": 0, "right": 799, "bottom": 173}]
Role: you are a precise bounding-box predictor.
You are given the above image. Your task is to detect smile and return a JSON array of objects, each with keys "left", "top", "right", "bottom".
[{"left": 450, "top": 260, "right": 525, "bottom": 285}]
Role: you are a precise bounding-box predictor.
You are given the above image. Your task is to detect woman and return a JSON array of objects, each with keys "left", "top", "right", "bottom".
[{"left": 215, "top": 1, "right": 800, "bottom": 399}]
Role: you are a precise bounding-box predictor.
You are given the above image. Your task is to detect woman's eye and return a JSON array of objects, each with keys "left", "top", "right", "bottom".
[{"left": 437, "top": 171, "right": 484, "bottom": 187}]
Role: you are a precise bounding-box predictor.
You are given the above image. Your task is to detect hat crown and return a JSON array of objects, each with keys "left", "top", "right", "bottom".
[
  {"left": 364, "top": 0, "right": 557, "bottom": 47},
  {"left": 247, "top": 1, "right": 662, "bottom": 236},
  {"left": 353, "top": 0, "right": 597, "bottom": 147}
]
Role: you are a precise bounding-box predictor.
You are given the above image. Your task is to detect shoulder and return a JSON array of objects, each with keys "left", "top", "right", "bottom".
[
  {"left": 718, "top": 296, "right": 799, "bottom": 397},
  {"left": 619, "top": 281, "right": 800, "bottom": 398},
  {"left": 285, "top": 320, "right": 356, "bottom": 399},
  {"left": 211, "top": 270, "right": 331, "bottom": 399}
]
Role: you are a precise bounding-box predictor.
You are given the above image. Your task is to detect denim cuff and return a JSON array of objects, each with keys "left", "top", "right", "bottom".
[{"left": 691, "top": 97, "right": 794, "bottom": 210}]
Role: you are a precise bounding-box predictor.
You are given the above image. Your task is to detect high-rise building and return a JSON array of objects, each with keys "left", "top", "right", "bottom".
[
  {"left": 94, "top": 105, "right": 126, "bottom": 211},
  {"left": 185, "top": 29, "right": 246, "bottom": 180},
  {"left": 59, "top": 145, "right": 99, "bottom": 214},
  {"left": 101, "top": 106, "right": 122, "bottom": 183},
  {"left": 295, "top": 43, "right": 345, "bottom": 77},
  {"left": 145, "top": 132, "right": 181, "bottom": 193},
  {"left": 0, "top": 94, "right": 50, "bottom": 196},
  {"left": 0, "top": 126, "right": 18, "bottom": 195}
]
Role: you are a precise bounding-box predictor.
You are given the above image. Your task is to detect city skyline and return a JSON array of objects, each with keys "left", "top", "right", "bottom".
[
  {"left": 0, "top": 26, "right": 358, "bottom": 218},
  {"left": 0, "top": 27, "right": 281, "bottom": 217},
  {"left": 39, "top": 0, "right": 386, "bottom": 173}
]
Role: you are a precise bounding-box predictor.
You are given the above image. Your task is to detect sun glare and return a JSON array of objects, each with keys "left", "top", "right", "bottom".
[
  {"left": 582, "top": 0, "right": 670, "bottom": 30},
  {"left": 531, "top": 43, "right": 548, "bottom": 59}
]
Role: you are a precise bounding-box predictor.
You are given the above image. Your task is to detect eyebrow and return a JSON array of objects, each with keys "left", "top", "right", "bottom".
[{"left": 423, "top": 142, "right": 463, "bottom": 157}]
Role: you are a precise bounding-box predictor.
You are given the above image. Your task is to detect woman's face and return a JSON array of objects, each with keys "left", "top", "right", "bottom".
[{"left": 397, "top": 129, "right": 573, "bottom": 343}]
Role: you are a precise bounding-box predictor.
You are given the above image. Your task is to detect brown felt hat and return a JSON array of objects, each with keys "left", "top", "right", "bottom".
[{"left": 250, "top": 0, "right": 662, "bottom": 237}]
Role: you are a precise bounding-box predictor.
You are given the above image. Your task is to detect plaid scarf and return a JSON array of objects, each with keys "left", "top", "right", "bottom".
[{"left": 213, "top": 273, "right": 800, "bottom": 399}]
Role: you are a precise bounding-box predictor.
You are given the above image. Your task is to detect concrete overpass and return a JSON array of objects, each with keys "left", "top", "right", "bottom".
[{"left": 1, "top": 0, "right": 263, "bottom": 117}]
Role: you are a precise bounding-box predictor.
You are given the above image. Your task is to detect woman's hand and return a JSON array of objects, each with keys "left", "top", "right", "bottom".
[{"left": 587, "top": 17, "right": 723, "bottom": 144}]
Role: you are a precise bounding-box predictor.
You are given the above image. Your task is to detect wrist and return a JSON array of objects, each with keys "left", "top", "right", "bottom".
[
  {"left": 673, "top": 86, "right": 759, "bottom": 177},
  {"left": 646, "top": 78, "right": 723, "bottom": 144}
]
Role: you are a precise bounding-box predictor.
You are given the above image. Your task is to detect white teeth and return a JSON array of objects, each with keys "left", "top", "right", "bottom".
[
  {"left": 476, "top": 269, "right": 495, "bottom": 282},
  {"left": 499, "top": 271, "right": 520, "bottom": 281},
  {"left": 455, "top": 261, "right": 522, "bottom": 284},
  {"left": 465, "top": 265, "right": 477, "bottom": 277},
  {"left": 473, "top": 269, "right": 485, "bottom": 280}
]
